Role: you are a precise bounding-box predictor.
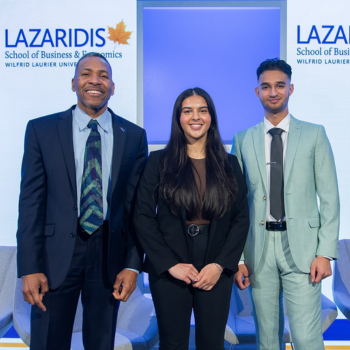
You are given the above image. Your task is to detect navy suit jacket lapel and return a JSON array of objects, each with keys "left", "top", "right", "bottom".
[
  {"left": 56, "top": 106, "right": 77, "bottom": 199},
  {"left": 110, "top": 109, "right": 127, "bottom": 196}
]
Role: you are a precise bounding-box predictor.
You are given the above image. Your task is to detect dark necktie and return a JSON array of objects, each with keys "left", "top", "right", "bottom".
[
  {"left": 79, "top": 119, "right": 103, "bottom": 234},
  {"left": 268, "top": 128, "right": 285, "bottom": 221}
]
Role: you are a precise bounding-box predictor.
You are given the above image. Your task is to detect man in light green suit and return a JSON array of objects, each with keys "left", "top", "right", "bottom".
[{"left": 231, "top": 58, "right": 339, "bottom": 350}]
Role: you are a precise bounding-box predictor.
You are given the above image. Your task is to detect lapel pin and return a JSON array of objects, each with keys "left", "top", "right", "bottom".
[{"left": 120, "top": 127, "right": 125, "bottom": 132}]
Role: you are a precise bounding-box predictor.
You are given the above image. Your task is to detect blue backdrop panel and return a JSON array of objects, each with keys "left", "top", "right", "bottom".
[{"left": 143, "top": 7, "right": 280, "bottom": 144}]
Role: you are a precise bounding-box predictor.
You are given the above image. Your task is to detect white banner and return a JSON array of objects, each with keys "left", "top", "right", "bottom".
[
  {"left": 0, "top": 0, "right": 137, "bottom": 245},
  {"left": 287, "top": 0, "right": 350, "bottom": 315}
]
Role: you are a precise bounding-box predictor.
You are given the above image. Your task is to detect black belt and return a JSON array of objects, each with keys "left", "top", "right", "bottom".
[
  {"left": 186, "top": 224, "right": 209, "bottom": 237},
  {"left": 266, "top": 221, "right": 287, "bottom": 231}
]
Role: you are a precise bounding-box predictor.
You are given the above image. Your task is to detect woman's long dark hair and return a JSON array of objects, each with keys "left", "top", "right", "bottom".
[{"left": 159, "top": 88, "right": 238, "bottom": 220}]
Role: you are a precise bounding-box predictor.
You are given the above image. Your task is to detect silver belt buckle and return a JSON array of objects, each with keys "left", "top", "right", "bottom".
[{"left": 187, "top": 224, "right": 199, "bottom": 237}]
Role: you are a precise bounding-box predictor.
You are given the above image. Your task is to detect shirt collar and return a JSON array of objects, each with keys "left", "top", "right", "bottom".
[
  {"left": 73, "top": 105, "right": 112, "bottom": 134},
  {"left": 264, "top": 113, "right": 291, "bottom": 134}
]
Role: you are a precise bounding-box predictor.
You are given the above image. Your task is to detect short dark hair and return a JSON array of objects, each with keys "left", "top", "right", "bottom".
[
  {"left": 75, "top": 52, "right": 112, "bottom": 75},
  {"left": 257, "top": 58, "right": 292, "bottom": 80}
]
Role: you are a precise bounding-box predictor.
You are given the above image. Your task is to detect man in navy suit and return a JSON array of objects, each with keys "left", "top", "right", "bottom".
[{"left": 17, "top": 52, "right": 148, "bottom": 350}]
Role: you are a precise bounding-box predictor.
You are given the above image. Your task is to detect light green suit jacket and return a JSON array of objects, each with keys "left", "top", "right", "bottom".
[{"left": 232, "top": 116, "right": 340, "bottom": 274}]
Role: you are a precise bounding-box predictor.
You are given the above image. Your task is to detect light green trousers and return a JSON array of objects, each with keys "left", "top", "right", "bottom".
[{"left": 249, "top": 230, "right": 324, "bottom": 350}]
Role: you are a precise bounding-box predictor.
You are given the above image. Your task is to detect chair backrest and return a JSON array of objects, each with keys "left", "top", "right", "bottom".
[
  {"left": 0, "top": 246, "right": 17, "bottom": 290},
  {"left": 13, "top": 272, "right": 32, "bottom": 345},
  {"left": 72, "top": 285, "right": 143, "bottom": 333},
  {"left": 0, "top": 246, "right": 17, "bottom": 339},
  {"left": 0, "top": 247, "right": 17, "bottom": 306},
  {"left": 73, "top": 296, "right": 83, "bottom": 333},
  {"left": 334, "top": 239, "right": 350, "bottom": 293},
  {"left": 117, "top": 285, "right": 142, "bottom": 321},
  {"left": 230, "top": 285, "right": 253, "bottom": 317}
]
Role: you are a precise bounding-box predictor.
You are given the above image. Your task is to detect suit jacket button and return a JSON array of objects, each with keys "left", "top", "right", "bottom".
[
  {"left": 73, "top": 205, "right": 77, "bottom": 210},
  {"left": 261, "top": 220, "right": 265, "bottom": 225},
  {"left": 263, "top": 196, "right": 267, "bottom": 201},
  {"left": 70, "top": 232, "right": 75, "bottom": 238}
]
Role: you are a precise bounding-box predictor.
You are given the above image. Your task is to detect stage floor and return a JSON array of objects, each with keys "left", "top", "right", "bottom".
[
  {"left": 2, "top": 320, "right": 350, "bottom": 349},
  {"left": 1, "top": 338, "right": 349, "bottom": 349}
]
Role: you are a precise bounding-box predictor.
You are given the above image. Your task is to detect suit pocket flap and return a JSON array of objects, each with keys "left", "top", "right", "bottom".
[
  {"left": 44, "top": 224, "right": 55, "bottom": 236},
  {"left": 308, "top": 217, "right": 320, "bottom": 228}
]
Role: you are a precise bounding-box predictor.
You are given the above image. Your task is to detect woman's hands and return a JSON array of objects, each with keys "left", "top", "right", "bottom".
[
  {"left": 192, "top": 263, "right": 223, "bottom": 291},
  {"left": 168, "top": 263, "right": 224, "bottom": 290},
  {"left": 168, "top": 264, "right": 199, "bottom": 284}
]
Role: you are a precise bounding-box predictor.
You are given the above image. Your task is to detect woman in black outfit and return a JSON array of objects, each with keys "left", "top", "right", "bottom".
[{"left": 134, "top": 88, "right": 249, "bottom": 350}]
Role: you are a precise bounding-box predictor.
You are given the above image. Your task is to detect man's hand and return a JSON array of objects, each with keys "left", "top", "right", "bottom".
[
  {"left": 113, "top": 269, "right": 138, "bottom": 302},
  {"left": 168, "top": 264, "right": 199, "bottom": 284},
  {"left": 192, "top": 264, "right": 222, "bottom": 291},
  {"left": 233, "top": 264, "right": 250, "bottom": 290},
  {"left": 310, "top": 257, "right": 332, "bottom": 283},
  {"left": 22, "top": 273, "right": 49, "bottom": 312}
]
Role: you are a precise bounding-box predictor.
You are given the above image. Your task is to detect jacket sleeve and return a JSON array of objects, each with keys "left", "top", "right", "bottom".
[
  {"left": 17, "top": 120, "right": 47, "bottom": 277},
  {"left": 123, "top": 129, "right": 149, "bottom": 272},
  {"left": 213, "top": 156, "right": 250, "bottom": 273},
  {"left": 314, "top": 126, "right": 340, "bottom": 259},
  {"left": 134, "top": 152, "right": 179, "bottom": 276}
]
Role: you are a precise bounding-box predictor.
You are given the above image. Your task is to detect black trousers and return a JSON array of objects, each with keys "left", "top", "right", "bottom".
[
  {"left": 149, "top": 226, "right": 233, "bottom": 350},
  {"left": 30, "top": 223, "right": 119, "bottom": 350}
]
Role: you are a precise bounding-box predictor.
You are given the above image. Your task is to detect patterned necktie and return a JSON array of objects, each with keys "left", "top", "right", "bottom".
[
  {"left": 79, "top": 119, "right": 103, "bottom": 234},
  {"left": 268, "top": 128, "right": 285, "bottom": 221}
]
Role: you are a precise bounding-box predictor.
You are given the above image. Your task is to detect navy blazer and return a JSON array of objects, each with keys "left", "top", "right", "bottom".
[
  {"left": 17, "top": 106, "right": 148, "bottom": 289},
  {"left": 134, "top": 150, "right": 249, "bottom": 277}
]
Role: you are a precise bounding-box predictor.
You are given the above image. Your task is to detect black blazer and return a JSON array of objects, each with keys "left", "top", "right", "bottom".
[
  {"left": 134, "top": 150, "right": 249, "bottom": 277},
  {"left": 17, "top": 106, "right": 148, "bottom": 289}
]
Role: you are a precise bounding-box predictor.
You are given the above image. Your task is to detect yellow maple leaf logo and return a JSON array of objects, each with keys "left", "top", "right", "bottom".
[{"left": 107, "top": 21, "right": 132, "bottom": 46}]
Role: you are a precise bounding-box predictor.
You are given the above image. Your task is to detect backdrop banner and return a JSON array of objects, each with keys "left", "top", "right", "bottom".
[
  {"left": 0, "top": 0, "right": 137, "bottom": 245},
  {"left": 287, "top": 0, "right": 350, "bottom": 312}
]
